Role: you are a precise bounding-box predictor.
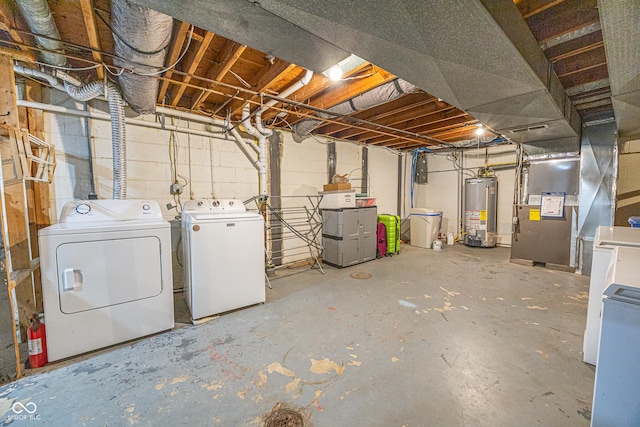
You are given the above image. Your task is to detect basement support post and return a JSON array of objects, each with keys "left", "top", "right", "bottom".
[
  {"left": 268, "top": 131, "right": 283, "bottom": 267},
  {"left": 327, "top": 141, "right": 336, "bottom": 183},
  {"left": 361, "top": 146, "right": 368, "bottom": 194}
]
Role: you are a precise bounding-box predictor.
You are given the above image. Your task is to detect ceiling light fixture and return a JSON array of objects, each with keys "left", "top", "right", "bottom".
[
  {"left": 475, "top": 123, "right": 484, "bottom": 136},
  {"left": 323, "top": 54, "right": 367, "bottom": 82},
  {"left": 327, "top": 66, "right": 343, "bottom": 81}
]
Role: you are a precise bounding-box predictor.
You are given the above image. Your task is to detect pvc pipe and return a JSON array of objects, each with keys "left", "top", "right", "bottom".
[
  {"left": 260, "top": 69, "right": 313, "bottom": 112},
  {"left": 156, "top": 106, "right": 228, "bottom": 129},
  {"left": 16, "top": 100, "right": 227, "bottom": 138},
  {"left": 13, "top": 64, "right": 62, "bottom": 89},
  {"left": 241, "top": 104, "right": 268, "bottom": 196},
  {"left": 255, "top": 110, "right": 273, "bottom": 137}
]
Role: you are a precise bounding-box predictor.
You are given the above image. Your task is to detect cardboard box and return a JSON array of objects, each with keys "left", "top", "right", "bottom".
[{"left": 323, "top": 183, "right": 352, "bottom": 192}]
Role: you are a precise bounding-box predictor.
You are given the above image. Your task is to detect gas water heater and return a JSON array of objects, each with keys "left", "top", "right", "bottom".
[{"left": 464, "top": 177, "right": 497, "bottom": 247}]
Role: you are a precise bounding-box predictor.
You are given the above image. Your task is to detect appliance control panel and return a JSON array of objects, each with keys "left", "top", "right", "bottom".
[
  {"left": 183, "top": 199, "right": 247, "bottom": 214},
  {"left": 60, "top": 200, "right": 163, "bottom": 223}
]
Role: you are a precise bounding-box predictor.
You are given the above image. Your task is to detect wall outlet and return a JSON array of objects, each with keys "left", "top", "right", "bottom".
[{"left": 170, "top": 183, "right": 183, "bottom": 195}]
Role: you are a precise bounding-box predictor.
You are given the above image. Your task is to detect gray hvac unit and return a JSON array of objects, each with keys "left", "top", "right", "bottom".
[{"left": 464, "top": 177, "right": 498, "bottom": 248}]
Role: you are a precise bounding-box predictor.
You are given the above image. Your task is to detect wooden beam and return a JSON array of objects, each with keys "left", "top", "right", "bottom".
[
  {"left": 261, "top": 61, "right": 372, "bottom": 123},
  {"left": 0, "top": 47, "right": 35, "bottom": 64},
  {"left": 158, "top": 21, "right": 191, "bottom": 104},
  {"left": 526, "top": 0, "right": 599, "bottom": 44},
  {"left": 193, "top": 41, "right": 247, "bottom": 110},
  {"left": 20, "top": 79, "right": 49, "bottom": 314},
  {"left": 331, "top": 100, "right": 452, "bottom": 140},
  {"left": 279, "top": 68, "right": 396, "bottom": 128},
  {"left": 171, "top": 31, "right": 215, "bottom": 107},
  {"left": 0, "top": 8, "right": 25, "bottom": 45},
  {"left": 368, "top": 115, "right": 473, "bottom": 146},
  {"left": 79, "top": 0, "right": 104, "bottom": 80},
  {"left": 550, "top": 40, "right": 603, "bottom": 63},
  {"left": 228, "top": 59, "right": 297, "bottom": 117},
  {"left": 0, "top": 55, "right": 27, "bottom": 376},
  {"left": 516, "top": 0, "right": 567, "bottom": 19}
]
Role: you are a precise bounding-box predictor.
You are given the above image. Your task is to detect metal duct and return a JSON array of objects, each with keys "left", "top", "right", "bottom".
[
  {"left": 293, "top": 78, "right": 417, "bottom": 141},
  {"left": 598, "top": 0, "right": 640, "bottom": 139},
  {"left": 15, "top": 0, "right": 66, "bottom": 67},
  {"left": 111, "top": 0, "right": 173, "bottom": 114},
  {"left": 577, "top": 121, "right": 617, "bottom": 274},
  {"left": 64, "top": 81, "right": 128, "bottom": 199},
  {"left": 162, "top": 0, "right": 581, "bottom": 147}
]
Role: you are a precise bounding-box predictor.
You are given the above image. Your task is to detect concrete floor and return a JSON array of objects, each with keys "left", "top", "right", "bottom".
[{"left": 0, "top": 244, "right": 594, "bottom": 426}]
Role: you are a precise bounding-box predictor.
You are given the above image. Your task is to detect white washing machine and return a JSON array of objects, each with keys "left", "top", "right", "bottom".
[
  {"left": 38, "top": 200, "right": 174, "bottom": 362},
  {"left": 181, "top": 199, "right": 265, "bottom": 321}
]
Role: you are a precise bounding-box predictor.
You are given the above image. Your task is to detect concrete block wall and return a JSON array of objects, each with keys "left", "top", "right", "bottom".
[
  {"left": 369, "top": 147, "right": 400, "bottom": 215},
  {"left": 42, "top": 92, "right": 401, "bottom": 268},
  {"left": 43, "top": 90, "right": 93, "bottom": 221},
  {"left": 411, "top": 145, "right": 517, "bottom": 246}
]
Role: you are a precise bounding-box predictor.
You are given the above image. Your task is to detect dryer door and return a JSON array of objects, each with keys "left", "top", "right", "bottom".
[{"left": 56, "top": 236, "right": 163, "bottom": 314}]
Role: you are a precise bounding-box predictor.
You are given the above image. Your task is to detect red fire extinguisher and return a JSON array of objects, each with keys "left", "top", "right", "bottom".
[{"left": 27, "top": 316, "right": 48, "bottom": 368}]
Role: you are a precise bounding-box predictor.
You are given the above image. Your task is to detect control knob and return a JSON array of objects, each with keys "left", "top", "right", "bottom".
[{"left": 75, "top": 203, "right": 91, "bottom": 214}]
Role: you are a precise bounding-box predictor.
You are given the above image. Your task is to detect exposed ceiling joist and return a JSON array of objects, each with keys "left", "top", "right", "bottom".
[
  {"left": 229, "top": 59, "right": 297, "bottom": 115},
  {"left": 261, "top": 61, "right": 372, "bottom": 123},
  {"left": 170, "top": 30, "right": 214, "bottom": 106},
  {"left": 79, "top": 0, "right": 104, "bottom": 80},
  {"left": 192, "top": 40, "right": 246, "bottom": 110},
  {"left": 157, "top": 21, "right": 191, "bottom": 104}
]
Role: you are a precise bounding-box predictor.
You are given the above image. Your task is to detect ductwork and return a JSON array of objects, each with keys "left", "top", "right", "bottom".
[
  {"left": 292, "top": 78, "right": 417, "bottom": 141},
  {"left": 15, "top": 0, "right": 66, "bottom": 67},
  {"left": 64, "top": 81, "right": 128, "bottom": 199},
  {"left": 152, "top": 0, "right": 581, "bottom": 149},
  {"left": 111, "top": 0, "right": 173, "bottom": 114},
  {"left": 16, "top": 0, "right": 130, "bottom": 199},
  {"left": 598, "top": 0, "right": 640, "bottom": 139}
]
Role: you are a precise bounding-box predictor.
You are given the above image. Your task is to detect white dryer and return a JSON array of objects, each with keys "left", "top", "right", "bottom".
[
  {"left": 38, "top": 200, "right": 174, "bottom": 362},
  {"left": 181, "top": 199, "right": 265, "bottom": 320}
]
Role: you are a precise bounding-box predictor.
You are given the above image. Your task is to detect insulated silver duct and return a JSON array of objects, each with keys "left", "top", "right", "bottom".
[
  {"left": 111, "top": 0, "right": 173, "bottom": 114},
  {"left": 15, "top": 0, "right": 66, "bottom": 67},
  {"left": 292, "top": 78, "right": 417, "bottom": 141},
  {"left": 64, "top": 81, "right": 128, "bottom": 199}
]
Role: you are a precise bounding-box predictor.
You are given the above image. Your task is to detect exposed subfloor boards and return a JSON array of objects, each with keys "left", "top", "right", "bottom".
[{"left": 0, "top": 245, "right": 594, "bottom": 426}]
